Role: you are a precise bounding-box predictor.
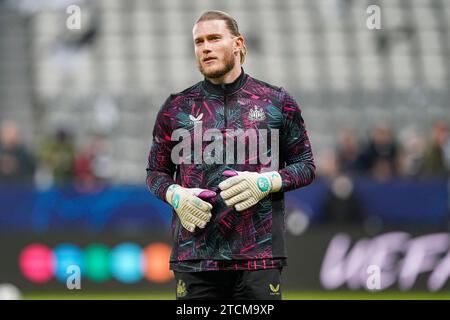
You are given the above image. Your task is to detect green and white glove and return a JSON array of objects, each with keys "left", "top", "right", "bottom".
[
  {"left": 165, "top": 184, "right": 216, "bottom": 232},
  {"left": 218, "top": 170, "right": 282, "bottom": 211}
]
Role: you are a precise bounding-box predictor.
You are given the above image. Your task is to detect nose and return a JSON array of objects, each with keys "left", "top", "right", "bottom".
[{"left": 202, "top": 41, "right": 212, "bottom": 53}]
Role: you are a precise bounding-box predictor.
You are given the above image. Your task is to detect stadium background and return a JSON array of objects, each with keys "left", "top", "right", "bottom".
[{"left": 0, "top": 0, "right": 449, "bottom": 299}]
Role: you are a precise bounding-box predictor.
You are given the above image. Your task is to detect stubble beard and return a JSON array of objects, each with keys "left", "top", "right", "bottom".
[{"left": 198, "top": 49, "right": 235, "bottom": 80}]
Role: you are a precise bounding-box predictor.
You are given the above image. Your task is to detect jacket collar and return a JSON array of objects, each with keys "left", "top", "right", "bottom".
[{"left": 202, "top": 68, "right": 248, "bottom": 95}]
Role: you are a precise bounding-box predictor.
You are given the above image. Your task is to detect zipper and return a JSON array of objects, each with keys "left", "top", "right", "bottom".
[
  {"left": 224, "top": 94, "right": 228, "bottom": 128},
  {"left": 222, "top": 84, "right": 228, "bottom": 128}
]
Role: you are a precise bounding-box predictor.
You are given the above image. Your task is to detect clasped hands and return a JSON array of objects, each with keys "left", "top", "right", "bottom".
[{"left": 166, "top": 170, "right": 282, "bottom": 232}]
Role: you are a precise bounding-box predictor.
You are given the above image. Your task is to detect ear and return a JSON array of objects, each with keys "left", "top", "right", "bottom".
[{"left": 233, "top": 35, "right": 244, "bottom": 54}]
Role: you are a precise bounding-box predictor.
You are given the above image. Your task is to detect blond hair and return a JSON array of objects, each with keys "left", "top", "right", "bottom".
[{"left": 196, "top": 10, "right": 247, "bottom": 64}]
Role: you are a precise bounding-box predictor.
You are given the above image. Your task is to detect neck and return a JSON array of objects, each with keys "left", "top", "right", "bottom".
[{"left": 207, "top": 62, "right": 242, "bottom": 85}]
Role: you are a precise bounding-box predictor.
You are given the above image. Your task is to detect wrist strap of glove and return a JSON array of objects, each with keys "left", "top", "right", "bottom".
[
  {"left": 262, "top": 172, "right": 282, "bottom": 193},
  {"left": 165, "top": 184, "right": 181, "bottom": 204}
]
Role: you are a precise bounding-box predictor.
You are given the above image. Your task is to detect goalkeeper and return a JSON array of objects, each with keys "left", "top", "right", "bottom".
[{"left": 146, "top": 11, "right": 315, "bottom": 300}]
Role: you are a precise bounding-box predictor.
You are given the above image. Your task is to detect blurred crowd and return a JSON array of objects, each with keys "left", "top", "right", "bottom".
[
  {"left": 316, "top": 121, "right": 450, "bottom": 227},
  {"left": 317, "top": 121, "right": 450, "bottom": 181},
  {"left": 0, "top": 119, "right": 449, "bottom": 189},
  {"left": 0, "top": 119, "right": 113, "bottom": 190}
]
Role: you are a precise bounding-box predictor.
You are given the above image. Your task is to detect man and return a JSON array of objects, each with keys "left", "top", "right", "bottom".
[
  {"left": 146, "top": 10, "right": 315, "bottom": 300},
  {"left": 0, "top": 120, "right": 35, "bottom": 184}
]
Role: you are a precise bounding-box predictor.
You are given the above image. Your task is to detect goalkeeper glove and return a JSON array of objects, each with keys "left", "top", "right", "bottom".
[
  {"left": 165, "top": 184, "right": 216, "bottom": 232},
  {"left": 218, "top": 170, "right": 282, "bottom": 211}
]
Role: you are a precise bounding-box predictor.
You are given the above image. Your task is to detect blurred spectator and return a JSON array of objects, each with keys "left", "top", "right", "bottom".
[
  {"left": 316, "top": 148, "right": 340, "bottom": 179},
  {"left": 74, "top": 133, "right": 113, "bottom": 190},
  {"left": 321, "top": 174, "right": 365, "bottom": 225},
  {"left": 74, "top": 144, "right": 96, "bottom": 189},
  {"left": 336, "top": 129, "right": 363, "bottom": 174},
  {"left": 397, "top": 133, "right": 426, "bottom": 177},
  {"left": 359, "top": 124, "right": 399, "bottom": 181},
  {"left": 0, "top": 120, "right": 35, "bottom": 184},
  {"left": 38, "top": 129, "right": 76, "bottom": 185},
  {"left": 420, "top": 121, "right": 450, "bottom": 177}
]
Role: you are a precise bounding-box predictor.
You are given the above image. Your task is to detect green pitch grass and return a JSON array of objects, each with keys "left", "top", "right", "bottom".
[{"left": 23, "top": 291, "right": 450, "bottom": 300}]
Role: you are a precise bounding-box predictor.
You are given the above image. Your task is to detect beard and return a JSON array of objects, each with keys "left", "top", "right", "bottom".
[{"left": 198, "top": 49, "right": 235, "bottom": 79}]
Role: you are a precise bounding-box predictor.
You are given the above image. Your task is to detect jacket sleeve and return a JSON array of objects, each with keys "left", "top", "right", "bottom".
[
  {"left": 278, "top": 89, "right": 316, "bottom": 192},
  {"left": 146, "top": 96, "right": 177, "bottom": 202}
]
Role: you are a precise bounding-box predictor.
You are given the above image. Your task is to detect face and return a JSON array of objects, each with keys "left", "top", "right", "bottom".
[
  {"left": 1, "top": 121, "right": 19, "bottom": 147},
  {"left": 193, "top": 20, "right": 241, "bottom": 79}
]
